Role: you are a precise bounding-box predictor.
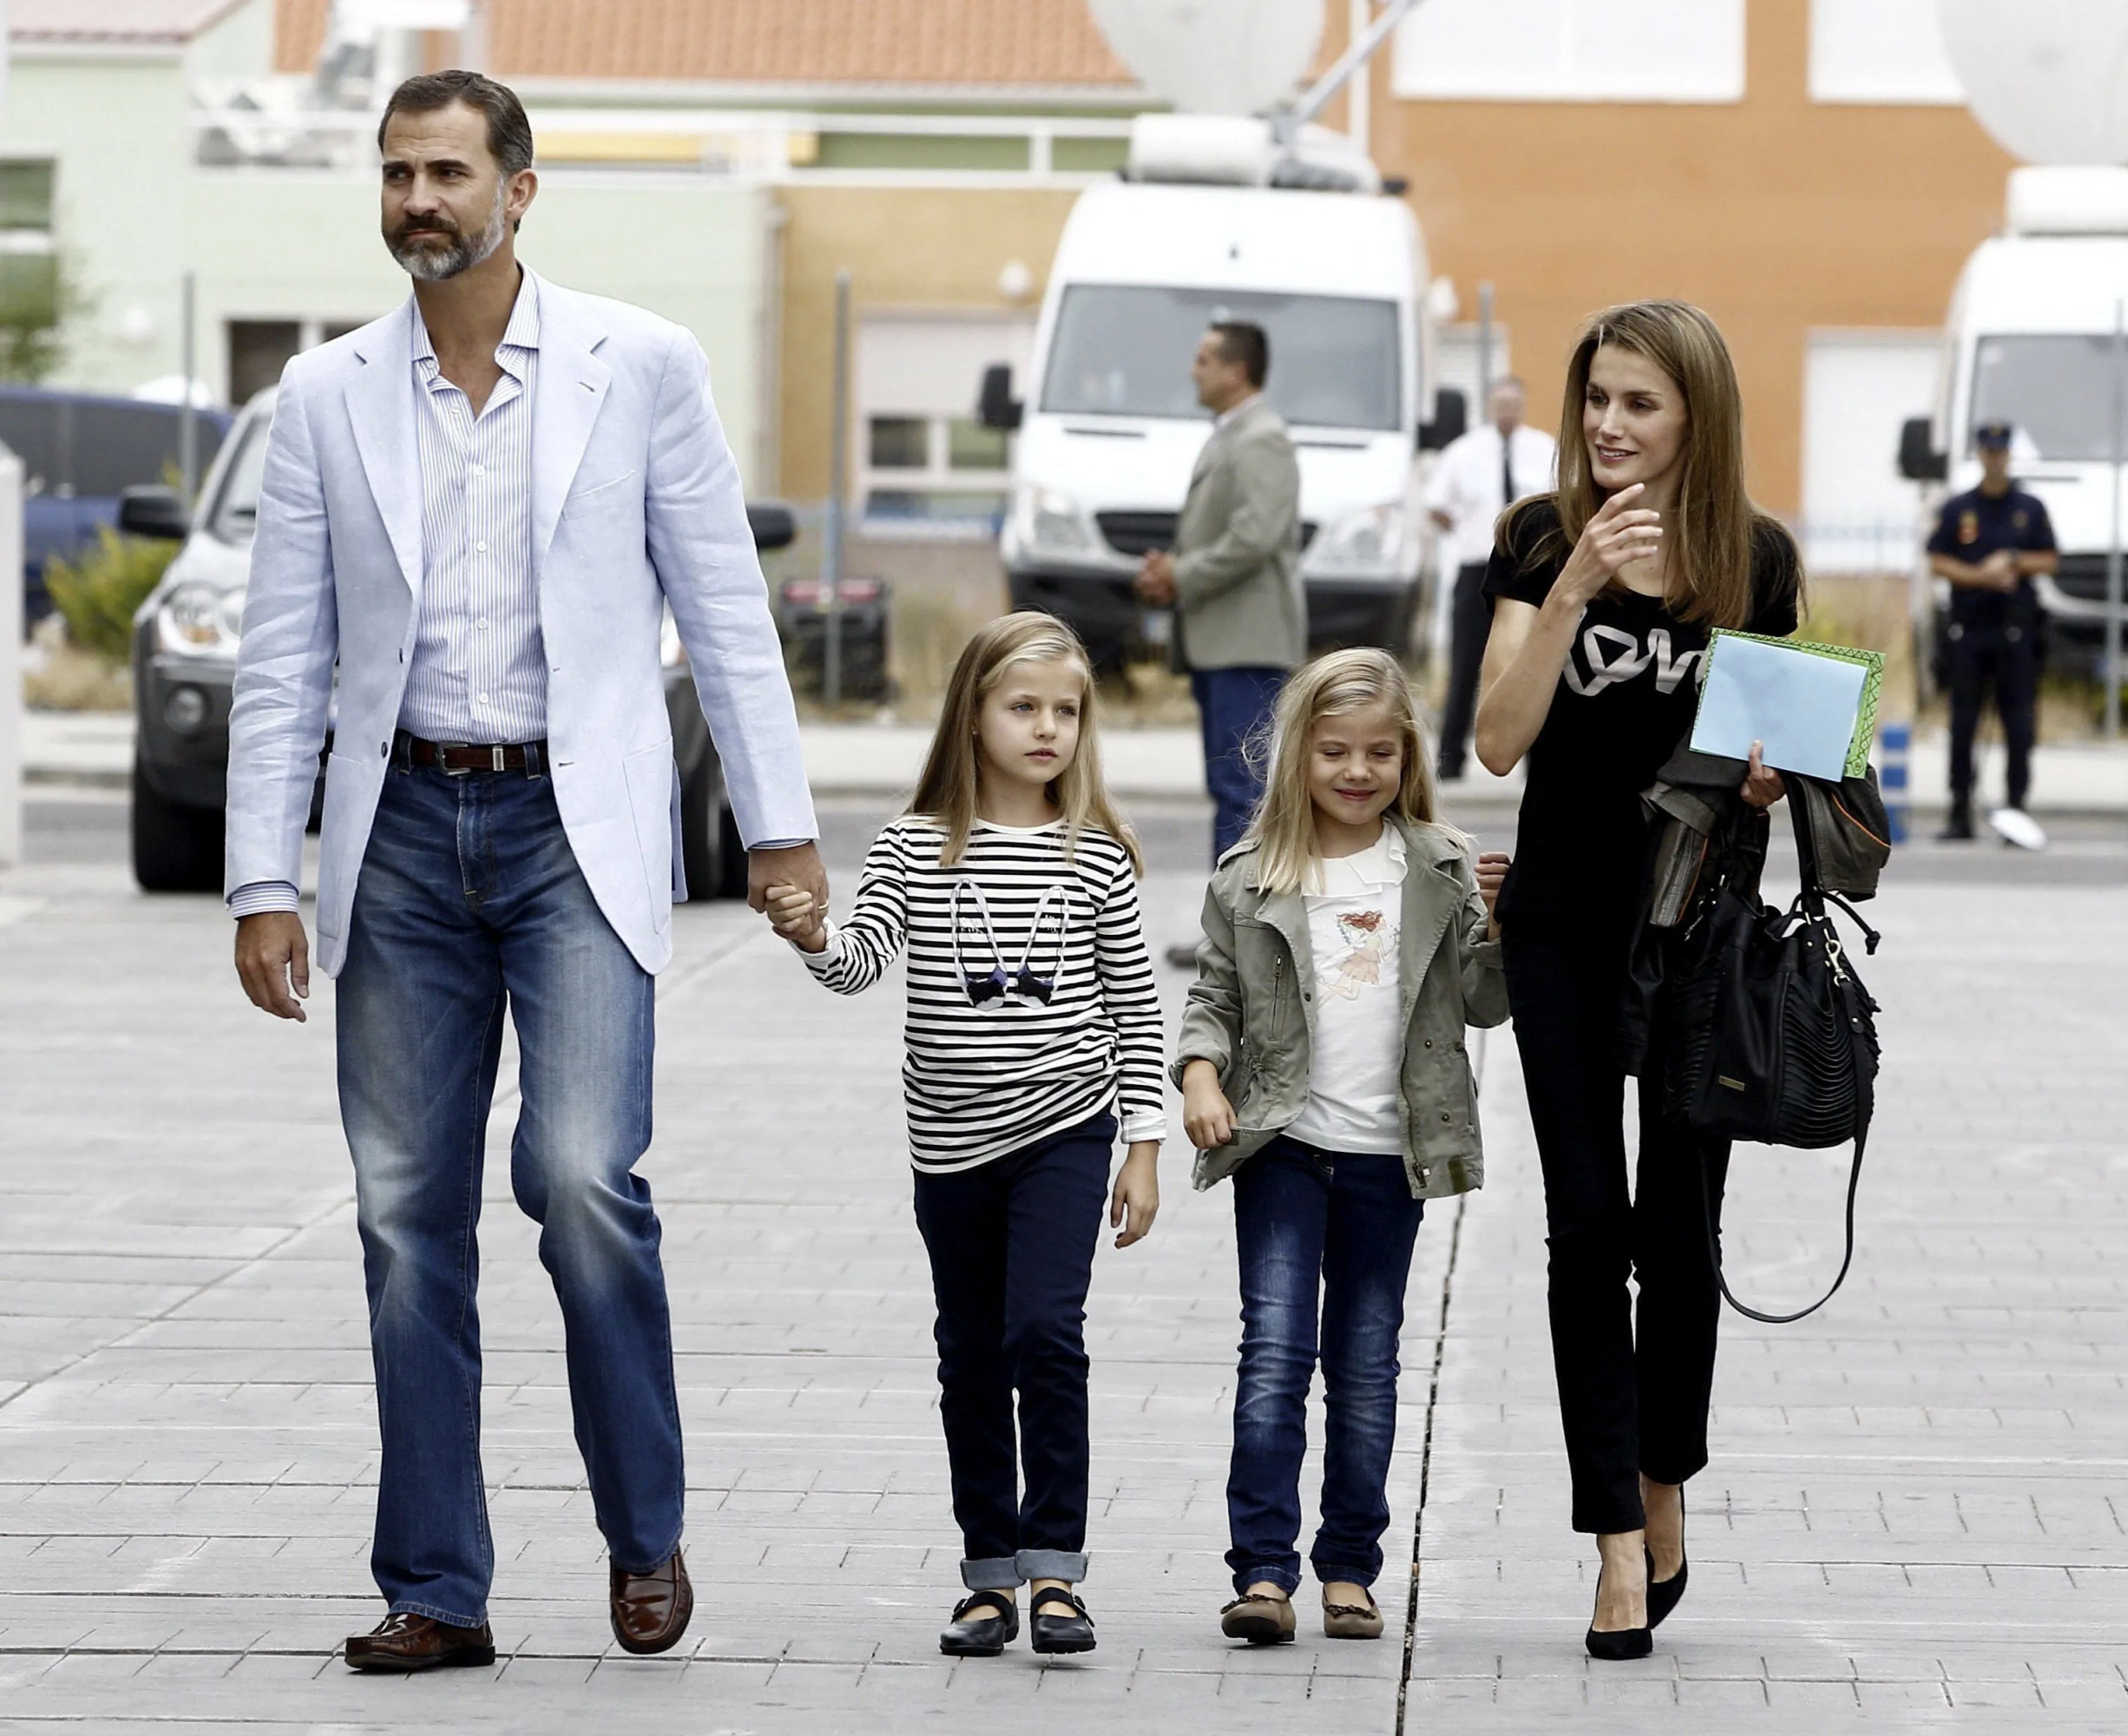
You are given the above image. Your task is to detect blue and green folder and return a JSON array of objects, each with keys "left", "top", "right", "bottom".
[{"left": 1690, "top": 630, "right": 1884, "bottom": 781}]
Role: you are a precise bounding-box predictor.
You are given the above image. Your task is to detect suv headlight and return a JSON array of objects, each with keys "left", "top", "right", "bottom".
[
  {"left": 1013, "top": 485, "right": 1099, "bottom": 557},
  {"left": 156, "top": 581, "right": 246, "bottom": 655},
  {"left": 1304, "top": 501, "right": 1409, "bottom": 580}
]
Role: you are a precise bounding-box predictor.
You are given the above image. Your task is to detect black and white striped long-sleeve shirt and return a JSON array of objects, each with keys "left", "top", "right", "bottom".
[{"left": 803, "top": 816, "right": 1167, "bottom": 1173}]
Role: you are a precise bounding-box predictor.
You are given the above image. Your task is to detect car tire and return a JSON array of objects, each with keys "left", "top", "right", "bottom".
[
  {"left": 715, "top": 799, "right": 749, "bottom": 901},
  {"left": 132, "top": 760, "right": 225, "bottom": 893},
  {"left": 679, "top": 746, "right": 751, "bottom": 903}
]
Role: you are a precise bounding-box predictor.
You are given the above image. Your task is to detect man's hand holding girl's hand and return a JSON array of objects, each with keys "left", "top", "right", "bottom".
[
  {"left": 1181, "top": 1057, "right": 1237, "bottom": 1151},
  {"left": 1475, "top": 850, "right": 1509, "bottom": 938},
  {"left": 765, "top": 883, "right": 828, "bottom": 952}
]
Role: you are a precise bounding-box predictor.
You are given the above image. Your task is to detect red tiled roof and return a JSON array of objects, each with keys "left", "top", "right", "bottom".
[
  {"left": 275, "top": 0, "right": 1136, "bottom": 88},
  {"left": 15, "top": 0, "right": 246, "bottom": 42}
]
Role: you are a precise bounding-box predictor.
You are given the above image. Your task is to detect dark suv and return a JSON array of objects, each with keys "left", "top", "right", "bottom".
[{"left": 127, "top": 386, "right": 795, "bottom": 898}]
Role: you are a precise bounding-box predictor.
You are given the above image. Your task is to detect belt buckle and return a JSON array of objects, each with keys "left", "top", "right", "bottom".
[{"left": 435, "top": 740, "right": 478, "bottom": 777}]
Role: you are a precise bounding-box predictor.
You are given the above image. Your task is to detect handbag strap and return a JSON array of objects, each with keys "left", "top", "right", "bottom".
[
  {"left": 1698, "top": 952, "right": 1875, "bottom": 1325},
  {"left": 1699, "top": 1121, "right": 1868, "bottom": 1325}
]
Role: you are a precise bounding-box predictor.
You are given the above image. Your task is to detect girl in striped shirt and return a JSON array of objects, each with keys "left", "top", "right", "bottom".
[{"left": 765, "top": 612, "right": 1164, "bottom": 1660}]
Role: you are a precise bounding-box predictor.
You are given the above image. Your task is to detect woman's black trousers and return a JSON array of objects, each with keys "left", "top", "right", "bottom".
[{"left": 1504, "top": 917, "right": 1731, "bottom": 1535}]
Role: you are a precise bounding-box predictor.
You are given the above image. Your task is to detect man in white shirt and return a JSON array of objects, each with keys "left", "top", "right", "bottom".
[
  {"left": 1423, "top": 378, "right": 1556, "bottom": 780},
  {"left": 224, "top": 72, "right": 822, "bottom": 1673}
]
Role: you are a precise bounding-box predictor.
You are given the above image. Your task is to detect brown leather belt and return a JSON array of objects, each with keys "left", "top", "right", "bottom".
[{"left": 397, "top": 731, "right": 547, "bottom": 775}]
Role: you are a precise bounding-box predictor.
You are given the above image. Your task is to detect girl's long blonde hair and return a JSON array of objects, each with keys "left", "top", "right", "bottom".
[
  {"left": 1507, "top": 298, "right": 1799, "bottom": 630},
  {"left": 909, "top": 611, "right": 1143, "bottom": 875},
  {"left": 1245, "top": 648, "right": 1440, "bottom": 895}
]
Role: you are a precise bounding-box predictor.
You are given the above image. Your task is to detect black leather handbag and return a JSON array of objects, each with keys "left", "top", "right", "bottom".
[{"left": 1663, "top": 797, "right": 1882, "bottom": 1323}]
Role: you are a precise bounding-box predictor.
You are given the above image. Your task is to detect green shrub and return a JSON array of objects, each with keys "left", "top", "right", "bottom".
[{"left": 43, "top": 526, "right": 179, "bottom": 661}]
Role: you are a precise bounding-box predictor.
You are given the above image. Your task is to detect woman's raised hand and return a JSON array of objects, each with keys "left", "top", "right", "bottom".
[
  {"left": 1181, "top": 1058, "right": 1237, "bottom": 1150},
  {"left": 765, "top": 884, "right": 828, "bottom": 952},
  {"left": 1554, "top": 483, "right": 1663, "bottom": 609}
]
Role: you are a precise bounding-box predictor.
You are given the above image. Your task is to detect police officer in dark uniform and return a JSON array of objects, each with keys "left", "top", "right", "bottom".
[{"left": 1926, "top": 419, "right": 2059, "bottom": 843}]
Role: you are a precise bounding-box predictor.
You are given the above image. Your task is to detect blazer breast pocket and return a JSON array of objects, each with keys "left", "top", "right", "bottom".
[{"left": 562, "top": 470, "right": 639, "bottom": 516}]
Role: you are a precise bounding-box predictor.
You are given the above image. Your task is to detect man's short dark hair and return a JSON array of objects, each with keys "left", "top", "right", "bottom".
[
  {"left": 1210, "top": 321, "right": 1270, "bottom": 389},
  {"left": 378, "top": 69, "right": 535, "bottom": 176}
]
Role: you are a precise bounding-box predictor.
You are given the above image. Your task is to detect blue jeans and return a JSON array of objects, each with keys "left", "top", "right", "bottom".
[
  {"left": 336, "top": 760, "right": 683, "bottom": 1625},
  {"left": 1226, "top": 1137, "right": 1425, "bottom": 1595},
  {"left": 910, "top": 1114, "right": 1114, "bottom": 1590},
  {"left": 1192, "top": 666, "right": 1285, "bottom": 861}
]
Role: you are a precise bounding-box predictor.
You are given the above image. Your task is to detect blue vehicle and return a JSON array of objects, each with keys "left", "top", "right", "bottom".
[{"left": 0, "top": 385, "right": 233, "bottom": 628}]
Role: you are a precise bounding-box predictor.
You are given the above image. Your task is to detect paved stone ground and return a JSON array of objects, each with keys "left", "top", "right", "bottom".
[{"left": 0, "top": 793, "right": 2123, "bottom": 1731}]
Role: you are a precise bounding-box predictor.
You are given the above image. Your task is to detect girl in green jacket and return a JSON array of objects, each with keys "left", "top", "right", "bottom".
[{"left": 1176, "top": 648, "right": 1507, "bottom": 1645}]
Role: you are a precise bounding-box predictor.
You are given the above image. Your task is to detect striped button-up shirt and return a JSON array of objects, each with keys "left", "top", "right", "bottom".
[{"left": 398, "top": 274, "right": 547, "bottom": 742}]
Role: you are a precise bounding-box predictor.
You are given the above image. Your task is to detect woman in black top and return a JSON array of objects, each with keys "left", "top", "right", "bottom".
[{"left": 1473, "top": 300, "right": 1800, "bottom": 1660}]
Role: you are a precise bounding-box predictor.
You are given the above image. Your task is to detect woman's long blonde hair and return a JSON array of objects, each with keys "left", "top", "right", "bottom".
[
  {"left": 1245, "top": 648, "right": 1440, "bottom": 895},
  {"left": 1508, "top": 299, "right": 1799, "bottom": 630},
  {"left": 909, "top": 611, "right": 1143, "bottom": 874}
]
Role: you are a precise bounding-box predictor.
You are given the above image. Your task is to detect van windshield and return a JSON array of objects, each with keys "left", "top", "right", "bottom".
[
  {"left": 1041, "top": 286, "right": 1401, "bottom": 431},
  {"left": 1971, "top": 334, "right": 2128, "bottom": 459},
  {"left": 209, "top": 412, "right": 269, "bottom": 542}
]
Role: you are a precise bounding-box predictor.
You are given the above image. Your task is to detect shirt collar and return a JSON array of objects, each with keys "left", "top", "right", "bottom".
[
  {"left": 410, "top": 267, "right": 541, "bottom": 374},
  {"left": 1214, "top": 391, "right": 1263, "bottom": 432}
]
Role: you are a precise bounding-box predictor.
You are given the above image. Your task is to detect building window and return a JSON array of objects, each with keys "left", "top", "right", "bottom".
[
  {"left": 0, "top": 159, "right": 58, "bottom": 332},
  {"left": 857, "top": 314, "right": 1034, "bottom": 536},
  {"left": 1809, "top": 0, "right": 1962, "bottom": 105},
  {"left": 227, "top": 317, "right": 369, "bottom": 406},
  {"left": 867, "top": 416, "right": 930, "bottom": 470},
  {"left": 1392, "top": 0, "right": 1745, "bottom": 104}
]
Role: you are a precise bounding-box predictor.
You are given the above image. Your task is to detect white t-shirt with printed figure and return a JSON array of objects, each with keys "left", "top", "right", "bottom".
[{"left": 1284, "top": 829, "right": 1409, "bottom": 1156}]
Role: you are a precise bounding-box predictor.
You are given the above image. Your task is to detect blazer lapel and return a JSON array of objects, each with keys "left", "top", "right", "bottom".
[
  {"left": 343, "top": 304, "right": 422, "bottom": 597},
  {"left": 529, "top": 277, "right": 614, "bottom": 576}
]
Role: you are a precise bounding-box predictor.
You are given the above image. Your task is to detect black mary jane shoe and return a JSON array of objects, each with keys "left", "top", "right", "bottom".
[
  {"left": 1584, "top": 1564, "right": 1652, "bottom": 1660},
  {"left": 1028, "top": 1586, "right": 1097, "bottom": 1655},
  {"left": 940, "top": 1590, "right": 1019, "bottom": 1657},
  {"left": 1646, "top": 1489, "right": 1688, "bottom": 1630}
]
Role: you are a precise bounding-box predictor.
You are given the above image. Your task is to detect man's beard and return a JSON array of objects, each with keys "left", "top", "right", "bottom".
[{"left": 386, "top": 186, "right": 509, "bottom": 282}]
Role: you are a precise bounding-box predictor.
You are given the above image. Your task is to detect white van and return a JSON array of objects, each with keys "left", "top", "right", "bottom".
[
  {"left": 981, "top": 128, "right": 1460, "bottom": 667},
  {"left": 1901, "top": 166, "right": 2128, "bottom": 678}
]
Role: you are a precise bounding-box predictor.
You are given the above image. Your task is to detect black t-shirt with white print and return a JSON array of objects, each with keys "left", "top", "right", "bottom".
[{"left": 1482, "top": 496, "right": 1801, "bottom": 924}]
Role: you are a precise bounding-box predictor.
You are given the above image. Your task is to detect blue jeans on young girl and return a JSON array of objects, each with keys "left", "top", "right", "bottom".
[
  {"left": 1227, "top": 1136, "right": 1426, "bottom": 1595},
  {"left": 336, "top": 760, "right": 684, "bottom": 1625},
  {"left": 911, "top": 1113, "right": 1115, "bottom": 1590}
]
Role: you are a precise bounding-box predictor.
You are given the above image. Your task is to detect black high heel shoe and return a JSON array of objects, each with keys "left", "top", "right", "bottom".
[
  {"left": 1584, "top": 1561, "right": 1652, "bottom": 1660},
  {"left": 1646, "top": 1488, "right": 1688, "bottom": 1629}
]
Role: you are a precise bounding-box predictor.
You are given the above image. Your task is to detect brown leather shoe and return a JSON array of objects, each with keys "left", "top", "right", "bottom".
[
  {"left": 345, "top": 1611, "right": 496, "bottom": 1673},
  {"left": 610, "top": 1549, "right": 693, "bottom": 1654}
]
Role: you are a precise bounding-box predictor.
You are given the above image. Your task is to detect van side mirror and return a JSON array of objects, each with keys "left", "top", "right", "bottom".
[
  {"left": 116, "top": 484, "right": 189, "bottom": 540},
  {"left": 977, "top": 362, "right": 1023, "bottom": 432},
  {"left": 746, "top": 500, "right": 798, "bottom": 552},
  {"left": 1418, "top": 388, "right": 1467, "bottom": 452},
  {"left": 1899, "top": 417, "right": 1947, "bottom": 482}
]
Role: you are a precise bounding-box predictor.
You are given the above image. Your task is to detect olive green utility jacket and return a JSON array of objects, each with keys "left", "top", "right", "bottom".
[{"left": 1172, "top": 818, "right": 1509, "bottom": 1200}]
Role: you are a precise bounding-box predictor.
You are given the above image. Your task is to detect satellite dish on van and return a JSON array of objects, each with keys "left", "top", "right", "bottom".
[
  {"left": 1087, "top": 0, "right": 1323, "bottom": 117},
  {"left": 1937, "top": 0, "right": 2128, "bottom": 165}
]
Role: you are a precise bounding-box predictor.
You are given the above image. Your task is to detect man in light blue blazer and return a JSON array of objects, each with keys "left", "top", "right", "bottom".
[{"left": 226, "top": 71, "right": 823, "bottom": 1672}]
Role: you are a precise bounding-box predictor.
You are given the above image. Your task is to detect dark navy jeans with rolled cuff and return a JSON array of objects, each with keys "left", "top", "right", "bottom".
[
  {"left": 911, "top": 1113, "right": 1115, "bottom": 1590},
  {"left": 336, "top": 760, "right": 684, "bottom": 1626},
  {"left": 1226, "top": 1136, "right": 1425, "bottom": 1596}
]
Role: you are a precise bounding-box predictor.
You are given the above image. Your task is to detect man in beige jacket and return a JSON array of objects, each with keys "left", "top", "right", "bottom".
[{"left": 1136, "top": 321, "right": 1305, "bottom": 904}]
